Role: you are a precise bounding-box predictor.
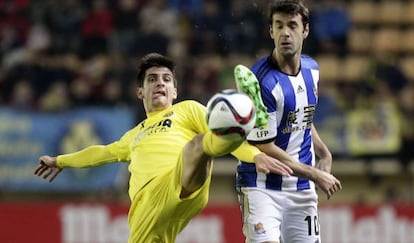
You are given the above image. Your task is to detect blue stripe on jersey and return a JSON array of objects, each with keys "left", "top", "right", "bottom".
[
  {"left": 236, "top": 163, "right": 257, "bottom": 187},
  {"left": 266, "top": 173, "right": 282, "bottom": 190},
  {"left": 296, "top": 68, "right": 316, "bottom": 190},
  {"left": 254, "top": 58, "right": 269, "bottom": 81},
  {"left": 276, "top": 73, "right": 296, "bottom": 150},
  {"left": 254, "top": 59, "right": 277, "bottom": 113}
]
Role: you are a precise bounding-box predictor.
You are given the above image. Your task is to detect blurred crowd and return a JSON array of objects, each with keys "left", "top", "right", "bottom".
[
  {"left": 0, "top": 0, "right": 273, "bottom": 116},
  {"left": 0, "top": 0, "right": 412, "bottom": 163}
]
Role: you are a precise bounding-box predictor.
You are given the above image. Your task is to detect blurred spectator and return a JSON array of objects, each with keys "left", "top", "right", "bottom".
[
  {"left": 38, "top": 80, "right": 71, "bottom": 112},
  {"left": 0, "top": 0, "right": 30, "bottom": 54},
  {"left": 80, "top": 0, "right": 114, "bottom": 58},
  {"left": 222, "top": 0, "right": 265, "bottom": 55},
  {"left": 69, "top": 77, "right": 94, "bottom": 107},
  {"left": 398, "top": 83, "right": 414, "bottom": 168},
  {"left": 367, "top": 55, "right": 408, "bottom": 97},
  {"left": 169, "top": 0, "right": 203, "bottom": 16},
  {"left": 307, "top": 0, "right": 351, "bottom": 56},
  {"left": 0, "top": 24, "right": 23, "bottom": 58},
  {"left": 314, "top": 82, "right": 340, "bottom": 125},
  {"left": 109, "top": 0, "right": 139, "bottom": 55},
  {"left": 136, "top": 0, "right": 177, "bottom": 55},
  {"left": 25, "top": 23, "right": 51, "bottom": 52},
  {"left": 190, "top": 0, "right": 226, "bottom": 55},
  {"left": 166, "top": 12, "right": 194, "bottom": 61},
  {"left": 40, "top": 0, "right": 85, "bottom": 54},
  {"left": 100, "top": 79, "right": 126, "bottom": 107},
  {"left": 106, "top": 51, "right": 136, "bottom": 89},
  {"left": 9, "top": 79, "right": 36, "bottom": 110}
]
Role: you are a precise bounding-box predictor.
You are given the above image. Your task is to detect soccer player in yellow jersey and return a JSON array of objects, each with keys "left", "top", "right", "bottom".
[{"left": 34, "top": 53, "right": 293, "bottom": 243}]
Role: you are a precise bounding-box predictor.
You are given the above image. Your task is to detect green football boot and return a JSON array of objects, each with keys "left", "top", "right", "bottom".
[{"left": 234, "top": 64, "right": 269, "bottom": 128}]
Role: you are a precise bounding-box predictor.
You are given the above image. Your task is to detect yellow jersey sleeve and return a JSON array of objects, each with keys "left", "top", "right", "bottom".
[
  {"left": 231, "top": 141, "right": 262, "bottom": 163},
  {"left": 107, "top": 128, "right": 136, "bottom": 161},
  {"left": 56, "top": 128, "right": 137, "bottom": 168},
  {"left": 56, "top": 145, "right": 118, "bottom": 168}
]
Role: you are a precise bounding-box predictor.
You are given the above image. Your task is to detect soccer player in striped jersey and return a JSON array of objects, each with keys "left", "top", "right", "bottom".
[
  {"left": 34, "top": 53, "right": 293, "bottom": 243},
  {"left": 233, "top": 1, "right": 342, "bottom": 242}
]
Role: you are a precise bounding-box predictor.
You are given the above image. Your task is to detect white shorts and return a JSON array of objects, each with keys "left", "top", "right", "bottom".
[{"left": 238, "top": 187, "right": 320, "bottom": 243}]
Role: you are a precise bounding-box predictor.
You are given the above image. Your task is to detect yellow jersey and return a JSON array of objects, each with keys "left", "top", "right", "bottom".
[
  {"left": 107, "top": 100, "right": 209, "bottom": 201},
  {"left": 57, "top": 100, "right": 260, "bottom": 242},
  {"left": 58, "top": 100, "right": 210, "bottom": 242}
]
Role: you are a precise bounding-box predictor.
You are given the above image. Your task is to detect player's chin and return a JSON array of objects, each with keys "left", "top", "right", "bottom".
[
  {"left": 279, "top": 46, "right": 295, "bottom": 54},
  {"left": 152, "top": 97, "right": 169, "bottom": 106}
]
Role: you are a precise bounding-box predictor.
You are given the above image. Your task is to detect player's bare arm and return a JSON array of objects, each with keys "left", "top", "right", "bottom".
[
  {"left": 311, "top": 124, "right": 333, "bottom": 173},
  {"left": 256, "top": 142, "right": 342, "bottom": 199}
]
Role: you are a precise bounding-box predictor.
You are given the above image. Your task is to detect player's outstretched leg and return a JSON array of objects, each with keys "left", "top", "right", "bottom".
[{"left": 234, "top": 65, "right": 269, "bottom": 128}]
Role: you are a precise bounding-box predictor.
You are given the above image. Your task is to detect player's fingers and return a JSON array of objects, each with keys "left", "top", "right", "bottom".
[
  {"left": 35, "top": 164, "right": 48, "bottom": 176},
  {"left": 269, "top": 162, "right": 292, "bottom": 176},
  {"left": 331, "top": 176, "right": 342, "bottom": 189},
  {"left": 49, "top": 169, "right": 61, "bottom": 182},
  {"left": 257, "top": 165, "right": 270, "bottom": 174},
  {"left": 277, "top": 167, "right": 291, "bottom": 176},
  {"left": 325, "top": 189, "right": 330, "bottom": 200},
  {"left": 43, "top": 167, "right": 54, "bottom": 180},
  {"left": 34, "top": 164, "right": 44, "bottom": 175},
  {"left": 279, "top": 166, "right": 292, "bottom": 176},
  {"left": 337, "top": 181, "right": 343, "bottom": 190},
  {"left": 327, "top": 187, "right": 333, "bottom": 199},
  {"left": 330, "top": 180, "right": 341, "bottom": 192},
  {"left": 337, "top": 183, "right": 342, "bottom": 191},
  {"left": 283, "top": 164, "right": 293, "bottom": 175},
  {"left": 332, "top": 184, "right": 338, "bottom": 193},
  {"left": 267, "top": 164, "right": 284, "bottom": 175}
]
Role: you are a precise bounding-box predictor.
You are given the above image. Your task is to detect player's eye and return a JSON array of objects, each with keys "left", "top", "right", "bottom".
[
  {"left": 163, "top": 75, "right": 173, "bottom": 82},
  {"left": 289, "top": 24, "right": 298, "bottom": 30}
]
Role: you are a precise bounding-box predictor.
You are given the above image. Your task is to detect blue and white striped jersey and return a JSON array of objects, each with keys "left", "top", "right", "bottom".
[{"left": 237, "top": 55, "right": 320, "bottom": 192}]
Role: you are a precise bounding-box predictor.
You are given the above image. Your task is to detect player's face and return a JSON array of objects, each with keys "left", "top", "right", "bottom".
[
  {"left": 137, "top": 66, "right": 177, "bottom": 112},
  {"left": 269, "top": 13, "right": 309, "bottom": 58}
]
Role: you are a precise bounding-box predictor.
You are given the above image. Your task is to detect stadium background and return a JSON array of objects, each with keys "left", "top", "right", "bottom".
[{"left": 0, "top": 0, "right": 413, "bottom": 242}]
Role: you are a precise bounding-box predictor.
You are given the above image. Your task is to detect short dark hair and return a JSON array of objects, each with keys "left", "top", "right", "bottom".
[
  {"left": 268, "top": 0, "right": 310, "bottom": 26},
  {"left": 136, "top": 53, "right": 177, "bottom": 87}
]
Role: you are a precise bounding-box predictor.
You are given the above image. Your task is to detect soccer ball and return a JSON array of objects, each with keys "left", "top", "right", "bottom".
[{"left": 206, "top": 89, "right": 256, "bottom": 139}]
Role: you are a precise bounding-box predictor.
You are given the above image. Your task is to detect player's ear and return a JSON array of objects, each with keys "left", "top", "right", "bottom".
[
  {"left": 136, "top": 87, "right": 144, "bottom": 100},
  {"left": 172, "top": 87, "right": 177, "bottom": 99},
  {"left": 269, "top": 26, "right": 274, "bottom": 39},
  {"left": 303, "top": 23, "right": 309, "bottom": 39}
]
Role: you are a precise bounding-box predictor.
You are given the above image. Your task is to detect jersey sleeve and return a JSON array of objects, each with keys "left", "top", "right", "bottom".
[
  {"left": 246, "top": 76, "right": 277, "bottom": 144},
  {"left": 231, "top": 141, "right": 262, "bottom": 163},
  {"left": 107, "top": 128, "right": 135, "bottom": 161},
  {"left": 185, "top": 101, "right": 210, "bottom": 133},
  {"left": 57, "top": 145, "right": 119, "bottom": 168},
  {"left": 57, "top": 128, "right": 135, "bottom": 168}
]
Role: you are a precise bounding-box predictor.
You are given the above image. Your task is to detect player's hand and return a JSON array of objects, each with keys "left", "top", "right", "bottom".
[
  {"left": 254, "top": 153, "right": 293, "bottom": 176},
  {"left": 34, "top": 155, "right": 62, "bottom": 182},
  {"left": 315, "top": 170, "right": 342, "bottom": 200}
]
